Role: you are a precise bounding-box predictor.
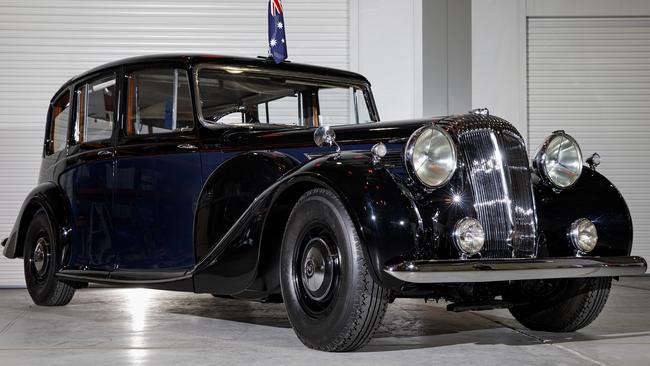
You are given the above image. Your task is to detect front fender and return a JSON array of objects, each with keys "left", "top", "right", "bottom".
[
  {"left": 277, "top": 153, "right": 422, "bottom": 288},
  {"left": 193, "top": 151, "right": 421, "bottom": 295},
  {"left": 3, "top": 182, "right": 71, "bottom": 259},
  {"left": 535, "top": 167, "right": 634, "bottom": 257}
]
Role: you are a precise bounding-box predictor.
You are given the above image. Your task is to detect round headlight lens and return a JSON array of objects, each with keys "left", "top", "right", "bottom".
[
  {"left": 535, "top": 132, "right": 583, "bottom": 188},
  {"left": 570, "top": 218, "right": 598, "bottom": 253},
  {"left": 453, "top": 217, "right": 486, "bottom": 255},
  {"left": 406, "top": 125, "right": 457, "bottom": 188}
]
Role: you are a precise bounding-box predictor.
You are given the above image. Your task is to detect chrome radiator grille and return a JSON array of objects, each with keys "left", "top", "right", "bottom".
[{"left": 458, "top": 128, "right": 537, "bottom": 258}]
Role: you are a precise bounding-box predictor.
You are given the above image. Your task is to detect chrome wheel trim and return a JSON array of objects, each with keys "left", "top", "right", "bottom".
[{"left": 32, "top": 237, "right": 50, "bottom": 278}]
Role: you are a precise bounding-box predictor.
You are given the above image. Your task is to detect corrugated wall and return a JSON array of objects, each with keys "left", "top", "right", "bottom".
[
  {"left": 528, "top": 17, "right": 650, "bottom": 258},
  {"left": 0, "top": 0, "right": 351, "bottom": 287}
]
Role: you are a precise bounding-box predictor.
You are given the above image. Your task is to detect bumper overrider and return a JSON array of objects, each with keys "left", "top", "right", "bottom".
[{"left": 384, "top": 256, "right": 647, "bottom": 283}]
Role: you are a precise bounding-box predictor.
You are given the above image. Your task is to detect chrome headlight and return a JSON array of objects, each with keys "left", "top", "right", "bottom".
[
  {"left": 569, "top": 218, "right": 598, "bottom": 253},
  {"left": 534, "top": 131, "right": 583, "bottom": 189},
  {"left": 405, "top": 125, "right": 457, "bottom": 188}
]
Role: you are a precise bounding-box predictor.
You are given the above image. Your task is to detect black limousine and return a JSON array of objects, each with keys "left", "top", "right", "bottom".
[{"left": 2, "top": 54, "right": 646, "bottom": 351}]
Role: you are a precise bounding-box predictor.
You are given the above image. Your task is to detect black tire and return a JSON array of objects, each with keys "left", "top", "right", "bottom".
[
  {"left": 280, "top": 188, "right": 390, "bottom": 352},
  {"left": 505, "top": 277, "right": 612, "bottom": 332},
  {"left": 23, "top": 209, "right": 76, "bottom": 306}
]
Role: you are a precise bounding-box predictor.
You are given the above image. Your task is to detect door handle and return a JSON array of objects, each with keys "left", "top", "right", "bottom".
[
  {"left": 177, "top": 143, "right": 198, "bottom": 150},
  {"left": 97, "top": 150, "right": 113, "bottom": 156}
]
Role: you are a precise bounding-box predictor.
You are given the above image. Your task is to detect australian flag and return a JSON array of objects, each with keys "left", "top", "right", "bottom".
[{"left": 268, "top": 0, "right": 288, "bottom": 63}]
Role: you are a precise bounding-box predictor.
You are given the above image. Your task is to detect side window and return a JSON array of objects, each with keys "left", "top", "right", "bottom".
[
  {"left": 73, "top": 76, "right": 116, "bottom": 144},
  {"left": 258, "top": 95, "right": 302, "bottom": 126},
  {"left": 48, "top": 91, "right": 71, "bottom": 154},
  {"left": 125, "top": 69, "right": 193, "bottom": 136},
  {"left": 318, "top": 87, "right": 372, "bottom": 126}
]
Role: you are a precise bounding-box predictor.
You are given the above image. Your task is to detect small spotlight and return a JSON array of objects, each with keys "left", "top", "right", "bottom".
[
  {"left": 569, "top": 218, "right": 598, "bottom": 253},
  {"left": 453, "top": 217, "right": 485, "bottom": 255}
]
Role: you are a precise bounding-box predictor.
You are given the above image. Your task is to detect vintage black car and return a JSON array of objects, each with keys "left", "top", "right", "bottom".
[{"left": 2, "top": 54, "right": 647, "bottom": 351}]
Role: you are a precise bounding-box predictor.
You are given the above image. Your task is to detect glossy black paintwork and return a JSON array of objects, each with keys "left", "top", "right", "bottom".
[
  {"left": 534, "top": 168, "right": 633, "bottom": 257},
  {"left": 3, "top": 54, "right": 637, "bottom": 298},
  {"left": 3, "top": 182, "right": 72, "bottom": 264},
  {"left": 189, "top": 119, "right": 433, "bottom": 294}
]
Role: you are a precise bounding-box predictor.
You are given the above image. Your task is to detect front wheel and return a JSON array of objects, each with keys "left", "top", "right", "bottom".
[
  {"left": 23, "top": 209, "right": 76, "bottom": 306},
  {"left": 505, "top": 277, "right": 612, "bottom": 332},
  {"left": 280, "top": 188, "right": 390, "bottom": 352}
]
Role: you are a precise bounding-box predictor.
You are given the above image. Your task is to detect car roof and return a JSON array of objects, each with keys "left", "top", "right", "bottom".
[{"left": 55, "top": 53, "right": 370, "bottom": 98}]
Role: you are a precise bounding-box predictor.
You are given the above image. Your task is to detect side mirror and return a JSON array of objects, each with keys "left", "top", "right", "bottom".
[{"left": 313, "top": 126, "right": 337, "bottom": 147}]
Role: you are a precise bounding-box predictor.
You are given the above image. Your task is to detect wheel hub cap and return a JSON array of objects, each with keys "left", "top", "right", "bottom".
[
  {"left": 33, "top": 237, "right": 48, "bottom": 275},
  {"left": 300, "top": 238, "right": 334, "bottom": 301}
]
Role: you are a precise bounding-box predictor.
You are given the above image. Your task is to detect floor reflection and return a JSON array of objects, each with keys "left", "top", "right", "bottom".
[
  {"left": 0, "top": 278, "right": 647, "bottom": 365},
  {"left": 125, "top": 288, "right": 154, "bottom": 333}
]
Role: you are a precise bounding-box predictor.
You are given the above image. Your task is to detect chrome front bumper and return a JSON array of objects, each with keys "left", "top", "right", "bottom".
[{"left": 384, "top": 256, "right": 647, "bottom": 283}]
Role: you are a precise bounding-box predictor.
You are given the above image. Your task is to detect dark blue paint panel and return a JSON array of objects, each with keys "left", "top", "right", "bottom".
[
  {"left": 59, "top": 158, "right": 115, "bottom": 270},
  {"left": 113, "top": 152, "right": 202, "bottom": 269}
]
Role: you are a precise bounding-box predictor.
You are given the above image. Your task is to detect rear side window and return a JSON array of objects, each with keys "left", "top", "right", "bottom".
[
  {"left": 72, "top": 76, "right": 116, "bottom": 144},
  {"left": 125, "top": 68, "right": 193, "bottom": 136},
  {"left": 48, "top": 91, "right": 71, "bottom": 154}
]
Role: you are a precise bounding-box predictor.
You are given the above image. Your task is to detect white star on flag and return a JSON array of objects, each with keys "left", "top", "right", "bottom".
[
  {"left": 281, "top": 38, "right": 285, "bottom": 43},
  {"left": 277, "top": 22, "right": 283, "bottom": 29},
  {"left": 270, "top": 38, "right": 277, "bottom": 47}
]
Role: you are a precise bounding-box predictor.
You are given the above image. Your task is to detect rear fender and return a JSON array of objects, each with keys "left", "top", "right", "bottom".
[{"left": 3, "top": 182, "right": 72, "bottom": 263}]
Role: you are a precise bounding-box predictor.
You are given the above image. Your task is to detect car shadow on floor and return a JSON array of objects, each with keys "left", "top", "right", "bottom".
[
  {"left": 166, "top": 296, "right": 293, "bottom": 328},
  {"left": 166, "top": 295, "right": 650, "bottom": 352}
]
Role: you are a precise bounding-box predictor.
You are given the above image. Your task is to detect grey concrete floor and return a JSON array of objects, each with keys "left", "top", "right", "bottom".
[{"left": 0, "top": 278, "right": 649, "bottom": 365}]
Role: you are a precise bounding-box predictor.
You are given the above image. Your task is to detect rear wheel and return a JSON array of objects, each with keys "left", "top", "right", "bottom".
[
  {"left": 23, "top": 209, "right": 75, "bottom": 306},
  {"left": 505, "top": 277, "right": 611, "bottom": 332},
  {"left": 280, "top": 188, "right": 389, "bottom": 352}
]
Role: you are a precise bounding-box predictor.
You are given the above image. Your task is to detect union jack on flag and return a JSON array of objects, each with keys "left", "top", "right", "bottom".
[
  {"left": 268, "top": 0, "right": 288, "bottom": 63},
  {"left": 270, "top": 0, "right": 282, "bottom": 17}
]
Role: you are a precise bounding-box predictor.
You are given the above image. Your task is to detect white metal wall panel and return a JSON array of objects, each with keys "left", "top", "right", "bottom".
[
  {"left": 528, "top": 18, "right": 650, "bottom": 258},
  {"left": 0, "top": 0, "right": 350, "bottom": 287}
]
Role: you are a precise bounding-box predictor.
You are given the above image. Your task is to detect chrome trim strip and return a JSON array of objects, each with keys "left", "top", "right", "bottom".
[
  {"left": 384, "top": 256, "right": 647, "bottom": 283},
  {"left": 56, "top": 271, "right": 192, "bottom": 285}
]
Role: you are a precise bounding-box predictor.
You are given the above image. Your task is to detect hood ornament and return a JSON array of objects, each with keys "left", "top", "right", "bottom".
[
  {"left": 469, "top": 108, "right": 490, "bottom": 116},
  {"left": 313, "top": 126, "right": 340, "bottom": 153}
]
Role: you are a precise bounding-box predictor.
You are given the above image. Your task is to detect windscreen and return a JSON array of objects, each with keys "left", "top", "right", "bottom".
[{"left": 197, "top": 68, "right": 375, "bottom": 127}]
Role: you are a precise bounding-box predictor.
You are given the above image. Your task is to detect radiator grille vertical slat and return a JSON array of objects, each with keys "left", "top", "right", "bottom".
[
  {"left": 498, "top": 131, "right": 538, "bottom": 257},
  {"left": 458, "top": 128, "right": 537, "bottom": 258}
]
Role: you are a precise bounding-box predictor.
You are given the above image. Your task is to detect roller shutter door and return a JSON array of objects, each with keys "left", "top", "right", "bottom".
[
  {"left": 0, "top": 0, "right": 351, "bottom": 287},
  {"left": 528, "top": 17, "right": 650, "bottom": 258}
]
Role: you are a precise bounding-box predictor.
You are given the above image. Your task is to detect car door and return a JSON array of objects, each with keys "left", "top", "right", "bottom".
[
  {"left": 111, "top": 66, "right": 202, "bottom": 272},
  {"left": 58, "top": 73, "right": 118, "bottom": 271}
]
